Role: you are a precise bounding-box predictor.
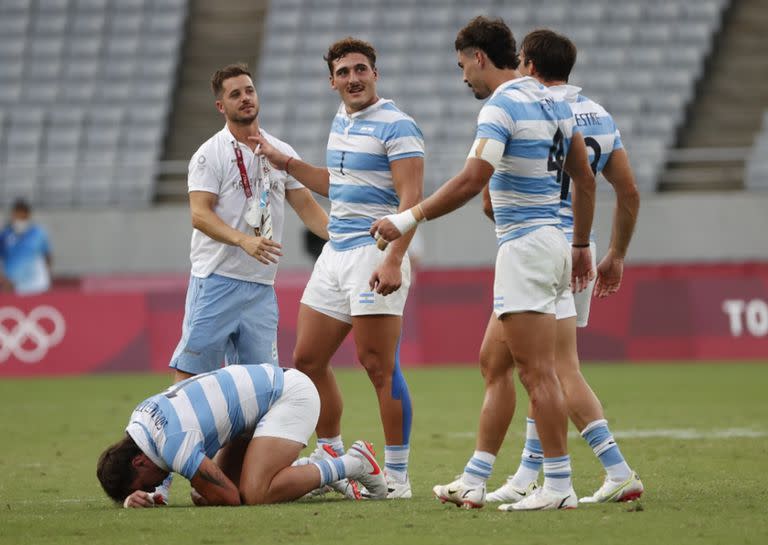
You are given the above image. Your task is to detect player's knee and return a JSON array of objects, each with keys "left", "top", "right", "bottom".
[
  {"left": 239, "top": 484, "right": 268, "bottom": 505},
  {"left": 293, "top": 348, "right": 323, "bottom": 375},
  {"left": 357, "top": 352, "right": 390, "bottom": 389}
]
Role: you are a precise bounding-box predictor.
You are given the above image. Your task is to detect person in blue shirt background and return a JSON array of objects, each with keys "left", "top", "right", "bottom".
[{"left": 0, "top": 199, "right": 52, "bottom": 295}]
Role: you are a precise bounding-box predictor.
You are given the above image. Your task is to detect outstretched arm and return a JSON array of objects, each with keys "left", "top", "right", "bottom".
[
  {"left": 370, "top": 157, "right": 494, "bottom": 242},
  {"left": 248, "top": 135, "right": 330, "bottom": 197}
]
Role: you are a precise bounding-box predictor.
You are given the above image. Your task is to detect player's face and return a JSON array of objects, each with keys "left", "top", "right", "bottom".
[
  {"left": 457, "top": 49, "right": 491, "bottom": 100},
  {"left": 217, "top": 74, "right": 260, "bottom": 125},
  {"left": 130, "top": 454, "right": 170, "bottom": 493},
  {"left": 330, "top": 53, "right": 378, "bottom": 113}
]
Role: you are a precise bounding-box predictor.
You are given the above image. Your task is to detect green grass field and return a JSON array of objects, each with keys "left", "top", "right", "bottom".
[{"left": 1, "top": 363, "right": 767, "bottom": 545}]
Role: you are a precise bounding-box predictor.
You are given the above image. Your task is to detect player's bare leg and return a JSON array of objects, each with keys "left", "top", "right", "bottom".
[
  {"left": 476, "top": 313, "right": 516, "bottom": 454},
  {"left": 501, "top": 312, "right": 566, "bottom": 456},
  {"left": 553, "top": 317, "right": 642, "bottom": 503},
  {"left": 293, "top": 304, "right": 351, "bottom": 439},
  {"left": 351, "top": 315, "right": 408, "bottom": 446},
  {"left": 553, "top": 317, "right": 602, "bottom": 430},
  {"left": 239, "top": 437, "right": 321, "bottom": 504}
]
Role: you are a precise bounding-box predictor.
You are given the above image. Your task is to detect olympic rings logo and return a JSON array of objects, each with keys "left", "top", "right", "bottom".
[{"left": 0, "top": 306, "right": 66, "bottom": 364}]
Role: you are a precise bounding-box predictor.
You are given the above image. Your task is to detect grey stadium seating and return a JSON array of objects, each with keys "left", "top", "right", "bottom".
[
  {"left": 0, "top": 0, "right": 187, "bottom": 207},
  {"left": 745, "top": 111, "right": 768, "bottom": 190},
  {"left": 256, "top": 0, "right": 729, "bottom": 194}
]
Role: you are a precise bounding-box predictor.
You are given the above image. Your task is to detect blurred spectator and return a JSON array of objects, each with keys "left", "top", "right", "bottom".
[{"left": 0, "top": 199, "right": 52, "bottom": 295}]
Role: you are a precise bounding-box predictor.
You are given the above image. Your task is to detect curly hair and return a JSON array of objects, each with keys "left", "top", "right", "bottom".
[
  {"left": 455, "top": 16, "right": 519, "bottom": 70},
  {"left": 96, "top": 434, "right": 142, "bottom": 503},
  {"left": 324, "top": 37, "right": 377, "bottom": 75}
]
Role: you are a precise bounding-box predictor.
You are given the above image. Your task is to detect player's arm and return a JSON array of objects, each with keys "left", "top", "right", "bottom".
[
  {"left": 189, "top": 191, "right": 282, "bottom": 264},
  {"left": 248, "top": 135, "right": 330, "bottom": 197},
  {"left": 286, "top": 187, "right": 329, "bottom": 240},
  {"left": 595, "top": 148, "right": 640, "bottom": 297},
  {"left": 385, "top": 156, "right": 424, "bottom": 261},
  {"left": 368, "top": 156, "right": 424, "bottom": 295},
  {"left": 563, "top": 132, "right": 596, "bottom": 292},
  {"left": 481, "top": 183, "right": 494, "bottom": 222},
  {"left": 189, "top": 456, "right": 242, "bottom": 506},
  {"left": 370, "top": 141, "right": 497, "bottom": 242}
]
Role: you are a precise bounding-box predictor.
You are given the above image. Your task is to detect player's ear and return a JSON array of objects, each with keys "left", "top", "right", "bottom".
[
  {"left": 132, "top": 453, "right": 148, "bottom": 468},
  {"left": 215, "top": 99, "right": 225, "bottom": 115}
]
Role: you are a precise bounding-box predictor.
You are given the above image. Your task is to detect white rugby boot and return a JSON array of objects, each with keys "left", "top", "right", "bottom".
[
  {"left": 579, "top": 472, "right": 644, "bottom": 504},
  {"left": 433, "top": 477, "right": 486, "bottom": 509},
  {"left": 385, "top": 472, "right": 412, "bottom": 499},
  {"left": 345, "top": 441, "right": 388, "bottom": 500},
  {"left": 486, "top": 479, "right": 538, "bottom": 503},
  {"left": 499, "top": 486, "right": 577, "bottom": 511}
]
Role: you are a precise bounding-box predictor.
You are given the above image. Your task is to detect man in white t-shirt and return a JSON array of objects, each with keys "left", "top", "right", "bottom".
[{"left": 169, "top": 64, "right": 329, "bottom": 382}]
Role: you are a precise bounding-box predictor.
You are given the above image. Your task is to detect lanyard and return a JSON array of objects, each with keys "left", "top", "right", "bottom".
[{"left": 232, "top": 141, "right": 254, "bottom": 199}]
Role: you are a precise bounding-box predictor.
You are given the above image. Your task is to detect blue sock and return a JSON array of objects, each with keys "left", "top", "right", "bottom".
[
  {"left": 581, "top": 419, "right": 632, "bottom": 481},
  {"left": 311, "top": 457, "right": 347, "bottom": 487}
]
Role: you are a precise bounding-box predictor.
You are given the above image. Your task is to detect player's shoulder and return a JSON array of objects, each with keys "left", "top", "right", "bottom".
[
  {"left": 574, "top": 93, "right": 612, "bottom": 118},
  {"left": 191, "top": 127, "right": 229, "bottom": 164}
]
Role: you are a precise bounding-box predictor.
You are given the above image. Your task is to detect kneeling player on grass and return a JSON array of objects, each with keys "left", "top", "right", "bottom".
[{"left": 97, "top": 364, "right": 387, "bottom": 507}]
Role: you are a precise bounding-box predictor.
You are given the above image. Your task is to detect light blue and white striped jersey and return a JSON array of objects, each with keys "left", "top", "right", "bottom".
[
  {"left": 477, "top": 77, "right": 576, "bottom": 245},
  {"left": 549, "top": 84, "right": 623, "bottom": 242},
  {"left": 125, "top": 364, "right": 285, "bottom": 479},
  {"left": 326, "top": 98, "right": 424, "bottom": 251}
]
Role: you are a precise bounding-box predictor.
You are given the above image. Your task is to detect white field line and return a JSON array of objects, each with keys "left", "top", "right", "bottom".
[{"left": 446, "top": 427, "right": 768, "bottom": 440}]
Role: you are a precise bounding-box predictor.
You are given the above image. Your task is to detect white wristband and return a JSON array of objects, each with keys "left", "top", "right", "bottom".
[{"left": 386, "top": 209, "right": 420, "bottom": 235}]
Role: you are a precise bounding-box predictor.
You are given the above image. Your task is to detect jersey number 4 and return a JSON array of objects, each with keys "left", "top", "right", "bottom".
[{"left": 547, "top": 130, "right": 601, "bottom": 200}]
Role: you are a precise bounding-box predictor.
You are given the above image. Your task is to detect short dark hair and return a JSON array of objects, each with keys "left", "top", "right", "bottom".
[
  {"left": 521, "top": 29, "right": 577, "bottom": 82},
  {"left": 211, "top": 63, "right": 252, "bottom": 98},
  {"left": 11, "top": 198, "right": 30, "bottom": 214},
  {"left": 455, "top": 16, "right": 519, "bottom": 70},
  {"left": 324, "top": 37, "right": 377, "bottom": 75},
  {"left": 97, "top": 434, "right": 142, "bottom": 503}
]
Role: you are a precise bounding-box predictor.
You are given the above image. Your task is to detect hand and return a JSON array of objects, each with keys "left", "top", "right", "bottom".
[
  {"left": 122, "top": 490, "right": 161, "bottom": 508},
  {"left": 368, "top": 259, "right": 402, "bottom": 296},
  {"left": 571, "top": 246, "right": 596, "bottom": 293},
  {"left": 594, "top": 250, "right": 624, "bottom": 298},
  {"left": 190, "top": 488, "right": 209, "bottom": 507},
  {"left": 239, "top": 236, "right": 283, "bottom": 265},
  {"left": 369, "top": 218, "right": 403, "bottom": 248},
  {"left": 248, "top": 134, "right": 290, "bottom": 170}
]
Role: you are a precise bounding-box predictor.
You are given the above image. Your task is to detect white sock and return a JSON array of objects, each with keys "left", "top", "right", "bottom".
[
  {"left": 462, "top": 450, "right": 496, "bottom": 487},
  {"left": 384, "top": 444, "right": 410, "bottom": 483},
  {"left": 543, "top": 455, "right": 572, "bottom": 494},
  {"left": 510, "top": 417, "right": 543, "bottom": 489},
  {"left": 317, "top": 435, "right": 344, "bottom": 456}
]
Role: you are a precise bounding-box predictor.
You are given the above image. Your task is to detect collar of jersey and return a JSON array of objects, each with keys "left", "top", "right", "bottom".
[
  {"left": 548, "top": 83, "right": 582, "bottom": 103},
  {"left": 126, "top": 421, "right": 171, "bottom": 472},
  {"left": 337, "top": 97, "right": 393, "bottom": 119},
  {"left": 491, "top": 76, "right": 541, "bottom": 98}
]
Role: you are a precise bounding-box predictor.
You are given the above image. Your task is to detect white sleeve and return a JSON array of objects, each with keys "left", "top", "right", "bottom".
[{"left": 188, "top": 143, "right": 222, "bottom": 194}]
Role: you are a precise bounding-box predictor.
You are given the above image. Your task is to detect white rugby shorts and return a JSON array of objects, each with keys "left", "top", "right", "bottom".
[
  {"left": 301, "top": 242, "right": 411, "bottom": 323},
  {"left": 253, "top": 369, "right": 320, "bottom": 445},
  {"left": 555, "top": 241, "right": 597, "bottom": 327},
  {"left": 493, "top": 226, "right": 572, "bottom": 317}
]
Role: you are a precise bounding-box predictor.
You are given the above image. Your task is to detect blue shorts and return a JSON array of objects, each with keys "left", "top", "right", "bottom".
[{"left": 169, "top": 274, "right": 279, "bottom": 375}]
